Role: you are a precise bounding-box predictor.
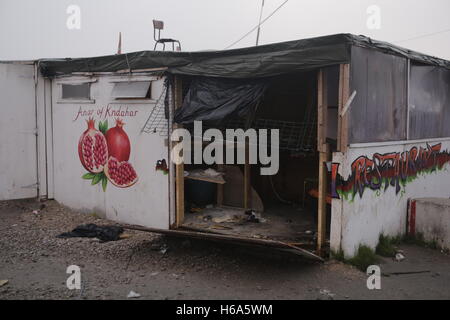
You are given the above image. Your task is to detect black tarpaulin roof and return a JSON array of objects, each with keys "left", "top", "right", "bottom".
[{"left": 38, "top": 33, "right": 450, "bottom": 78}]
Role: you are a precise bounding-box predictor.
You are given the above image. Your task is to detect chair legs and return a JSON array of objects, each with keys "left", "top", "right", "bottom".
[{"left": 153, "top": 40, "right": 181, "bottom": 51}]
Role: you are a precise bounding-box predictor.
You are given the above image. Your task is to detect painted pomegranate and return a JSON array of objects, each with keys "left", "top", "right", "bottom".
[
  {"left": 78, "top": 118, "right": 108, "bottom": 173},
  {"left": 104, "top": 156, "right": 138, "bottom": 187},
  {"left": 105, "top": 118, "right": 131, "bottom": 162}
]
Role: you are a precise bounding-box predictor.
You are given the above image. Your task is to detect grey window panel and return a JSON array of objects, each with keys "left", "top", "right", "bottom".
[
  {"left": 112, "top": 81, "right": 151, "bottom": 99},
  {"left": 61, "top": 83, "right": 90, "bottom": 99},
  {"left": 349, "top": 46, "right": 408, "bottom": 143},
  {"left": 409, "top": 64, "right": 450, "bottom": 140}
]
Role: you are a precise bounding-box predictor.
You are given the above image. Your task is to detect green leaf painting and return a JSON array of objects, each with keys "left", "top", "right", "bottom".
[
  {"left": 91, "top": 173, "right": 102, "bottom": 185},
  {"left": 101, "top": 174, "right": 108, "bottom": 192},
  {"left": 82, "top": 172, "right": 108, "bottom": 192},
  {"left": 98, "top": 119, "right": 108, "bottom": 134},
  {"left": 82, "top": 172, "right": 95, "bottom": 180}
]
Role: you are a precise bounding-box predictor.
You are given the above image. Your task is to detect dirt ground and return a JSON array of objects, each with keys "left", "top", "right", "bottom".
[{"left": 1, "top": 199, "right": 450, "bottom": 300}]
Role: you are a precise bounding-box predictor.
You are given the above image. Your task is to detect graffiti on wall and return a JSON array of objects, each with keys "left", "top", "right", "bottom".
[{"left": 331, "top": 143, "right": 450, "bottom": 200}]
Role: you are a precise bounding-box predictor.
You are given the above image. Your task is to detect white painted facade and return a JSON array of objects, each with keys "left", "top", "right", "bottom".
[
  {"left": 0, "top": 62, "right": 39, "bottom": 200},
  {"left": 2, "top": 60, "right": 450, "bottom": 259},
  {"left": 330, "top": 138, "right": 450, "bottom": 257},
  {"left": 49, "top": 74, "right": 170, "bottom": 229},
  {"left": 410, "top": 198, "right": 450, "bottom": 251}
]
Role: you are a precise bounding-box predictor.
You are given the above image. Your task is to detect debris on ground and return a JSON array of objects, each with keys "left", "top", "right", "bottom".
[
  {"left": 160, "top": 245, "right": 168, "bottom": 254},
  {"left": 244, "top": 210, "right": 266, "bottom": 223},
  {"left": 2, "top": 198, "right": 450, "bottom": 300},
  {"left": 189, "top": 207, "right": 203, "bottom": 213},
  {"left": 245, "top": 210, "right": 259, "bottom": 223},
  {"left": 150, "top": 242, "right": 168, "bottom": 254},
  {"left": 395, "top": 253, "right": 405, "bottom": 262},
  {"left": 211, "top": 225, "right": 233, "bottom": 230},
  {"left": 212, "top": 215, "right": 235, "bottom": 223},
  {"left": 385, "top": 270, "right": 430, "bottom": 276},
  {"left": 57, "top": 223, "right": 124, "bottom": 242},
  {"left": 0, "top": 280, "right": 8, "bottom": 287},
  {"left": 318, "top": 289, "right": 335, "bottom": 300},
  {"left": 127, "top": 290, "right": 141, "bottom": 298}
]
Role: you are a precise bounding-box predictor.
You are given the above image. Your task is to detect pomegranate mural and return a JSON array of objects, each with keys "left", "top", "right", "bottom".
[
  {"left": 78, "top": 118, "right": 108, "bottom": 173},
  {"left": 79, "top": 118, "right": 138, "bottom": 191}
]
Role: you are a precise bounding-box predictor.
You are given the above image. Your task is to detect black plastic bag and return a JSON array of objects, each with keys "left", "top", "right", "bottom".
[{"left": 57, "top": 224, "right": 124, "bottom": 242}]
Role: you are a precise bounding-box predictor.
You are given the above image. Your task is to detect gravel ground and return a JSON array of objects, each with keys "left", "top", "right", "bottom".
[{"left": 1, "top": 198, "right": 450, "bottom": 300}]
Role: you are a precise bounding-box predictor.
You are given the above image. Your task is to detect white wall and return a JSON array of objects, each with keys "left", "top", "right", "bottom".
[
  {"left": 330, "top": 138, "right": 450, "bottom": 257},
  {"left": 412, "top": 198, "right": 450, "bottom": 250},
  {"left": 50, "top": 74, "right": 170, "bottom": 229},
  {"left": 0, "top": 62, "right": 38, "bottom": 200}
]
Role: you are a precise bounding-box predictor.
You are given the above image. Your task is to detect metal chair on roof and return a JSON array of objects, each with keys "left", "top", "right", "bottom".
[{"left": 153, "top": 20, "right": 181, "bottom": 51}]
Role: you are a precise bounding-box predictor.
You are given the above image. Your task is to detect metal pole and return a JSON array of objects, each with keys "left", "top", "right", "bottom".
[{"left": 255, "top": 0, "right": 265, "bottom": 46}]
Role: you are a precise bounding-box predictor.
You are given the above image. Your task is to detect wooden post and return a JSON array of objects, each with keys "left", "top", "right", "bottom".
[
  {"left": 317, "top": 69, "right": 327, "bottom": 153},
  {"left": 317, "top": 69, "right": 329, "bottom": 254},
  {"left": 174, "top": 76, "right": 184, "bottom": 227},
  {"left": 244, "top": 141, "right": 251, "bottom": 210},
  {"left": 317, "top": 145, "right": 330, "bottom": 254},
  {"left": 338, "top": 64, "right": 350, "bottom": 152}
]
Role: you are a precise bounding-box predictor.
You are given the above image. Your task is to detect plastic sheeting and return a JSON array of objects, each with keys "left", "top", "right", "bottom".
[
  {"left": 349, "top": 46, "right": 408, "bottom": 143},
  {"left": 38, "top": 34, "right": 450, "bottom": 78},
  {"left": 57, "top": 224, "right": 124, "bottom": 242},
  {"left": 174, "top": 77, "right": 267, "bottom": 125},
  {"left": 409, "top": 64, "right": 450, "bottom": 139}
]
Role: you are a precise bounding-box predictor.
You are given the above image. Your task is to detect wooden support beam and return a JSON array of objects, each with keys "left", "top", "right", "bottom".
[
  {"left": 317, "top": 144, "right": 330, "bottom": 254},
  {"left": 317, "top": 69, "right": 328, "bottom": 153},
  {"left": 317, "top": 68, "right": 329, "bottom": 254},
  {"left": 244, "top": 141, "right": 252, "bottom": 210},
  {"left": 338, "top": 64, "right": 350, "bottom": 152},
  {"left": 174, "top": 76, "right": 184, "bottom": 227}
]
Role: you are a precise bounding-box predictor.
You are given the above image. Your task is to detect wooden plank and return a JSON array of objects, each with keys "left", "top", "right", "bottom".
[
  {"left": 317, "top": 69, "right": 328, "bottom": 152},
  {"left": 174, "top": 76, "right": 184, "bottom": 227},
  {"left": 340, "top": 90, "right": 356, "bottom": 117},
  {"left": 338, "top": 64, "right": 350, "bottom": 151},
  {"left": 317, "top": 68, "right": 330, "bottom": 254},
  {"left": 123, "top": 224, "right": 324, "bottom": 261},
  {"left": 244, "top": 141, "right": 251, "bottom": 210},
  {"left": 341, "top": 64, "right": 350, "bottom": 152},
  {"left": 337, "top": 65, "right": 344, "bottom": 151},
  {"left": 317, "top": 144, "right": 330, "bottom": 255}
]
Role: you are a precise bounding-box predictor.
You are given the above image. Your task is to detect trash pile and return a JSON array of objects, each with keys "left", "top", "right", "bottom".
[{"left": 57, "top": 223, "right": 124, "bottom": 242}]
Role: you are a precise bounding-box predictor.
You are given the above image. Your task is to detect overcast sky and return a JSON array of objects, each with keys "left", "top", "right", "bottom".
[{"left": 0, "top": 0, "right": 449, "bottom": 60}]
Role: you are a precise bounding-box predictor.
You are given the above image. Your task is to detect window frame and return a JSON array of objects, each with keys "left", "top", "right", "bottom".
[
  {"left": 56, "top": 78, "right": 96, "bottom": 104},
  {"left": 108, "top": 76, "right": 159, "bottom": 103}
]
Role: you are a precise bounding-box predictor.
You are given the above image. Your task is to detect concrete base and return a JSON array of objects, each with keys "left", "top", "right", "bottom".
[{"left": 408, "top": 198, "right": 450, "bottom": 250}]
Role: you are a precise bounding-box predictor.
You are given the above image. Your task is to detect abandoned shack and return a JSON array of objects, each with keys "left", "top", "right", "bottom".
[{"left": 1, "top": 33, "right": 449, "bottom": 259}]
